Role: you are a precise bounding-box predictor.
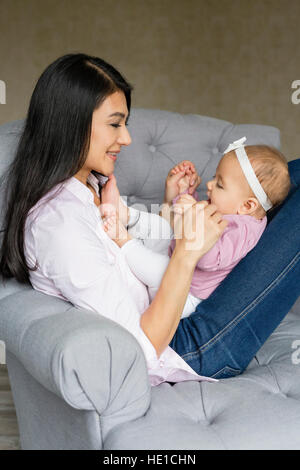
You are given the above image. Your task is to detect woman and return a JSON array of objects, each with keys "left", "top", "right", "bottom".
[{"left": 0, "top": 53, "right": 299, "bottom": 384}]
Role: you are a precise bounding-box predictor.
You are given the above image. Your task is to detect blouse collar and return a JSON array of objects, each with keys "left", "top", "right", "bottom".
[{"left": 66, "top": 172, "right": 101, "bottom": 205}]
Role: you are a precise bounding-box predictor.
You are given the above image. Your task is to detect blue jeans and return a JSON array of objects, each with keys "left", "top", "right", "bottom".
[{"left": 169, "top": 158, "right": 300, "bottom": 379}]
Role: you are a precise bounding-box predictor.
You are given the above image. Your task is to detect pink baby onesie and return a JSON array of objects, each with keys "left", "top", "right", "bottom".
[{"left": 168, "top": 212, "right": 267, "bottom": 299}]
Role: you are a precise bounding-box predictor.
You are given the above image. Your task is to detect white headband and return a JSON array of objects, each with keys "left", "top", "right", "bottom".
[{"left": 223, "top": 136, "right": 273, "bottom": 211}]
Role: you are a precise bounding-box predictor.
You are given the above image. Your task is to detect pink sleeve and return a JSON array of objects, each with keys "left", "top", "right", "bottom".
[
  {"left": 196, "top": 220, "right": 248, "bottom": 271},
  {"left": 192, "top": 190, "right": 199, "bottom": 201}
]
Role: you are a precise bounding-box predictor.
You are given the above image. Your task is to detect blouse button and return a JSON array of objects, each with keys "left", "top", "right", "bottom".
[
  {"left": 107, "top": 254, "right": 116, "bottom": 265},
  {"left": 159, "top": 359, "right": 165, "bottom": 368}
]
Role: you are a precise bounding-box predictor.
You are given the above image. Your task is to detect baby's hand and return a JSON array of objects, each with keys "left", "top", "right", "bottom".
[{"left": 164, "top": 160, "right": 201, "bottom": 204}]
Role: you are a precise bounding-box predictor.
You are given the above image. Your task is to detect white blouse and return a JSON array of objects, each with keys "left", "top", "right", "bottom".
[{"left": 24, "top": 172, "right": 216, "bottom": 386}]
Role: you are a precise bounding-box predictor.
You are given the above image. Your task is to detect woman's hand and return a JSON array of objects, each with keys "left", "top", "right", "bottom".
[
  {"left": 173, "top": 200, "right": 228, "bottom": 264},
  {"left": 164, "top": 160, "right": 201, "bottom": 204},
  {"left": 100, "top": 174, "right": 129, "bottom": 227}
]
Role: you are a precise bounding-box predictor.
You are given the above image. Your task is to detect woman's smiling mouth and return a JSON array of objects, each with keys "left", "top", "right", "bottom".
[{"left": 106, "top": 151, "right": 119, "bottom": 161}]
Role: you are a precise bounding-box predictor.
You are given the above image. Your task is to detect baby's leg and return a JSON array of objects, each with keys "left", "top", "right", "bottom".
[
  {"left": 147, "top": 284, "right": 201, "bottom": 318},
  {"left": 123, "top": 239, "right": 171, "bottom": 297},
  {"left": 123, "top": 237, "right": 202, "bottom": 317}
]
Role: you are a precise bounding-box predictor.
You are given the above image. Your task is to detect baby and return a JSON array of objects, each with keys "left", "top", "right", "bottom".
[{"left": 102, "top": 137, "right": 291, "bottom": 318}]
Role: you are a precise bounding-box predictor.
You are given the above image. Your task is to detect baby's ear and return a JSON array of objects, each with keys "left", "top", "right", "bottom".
[{"left": 240, "top": 197, "right": 259, "bottom": 215}]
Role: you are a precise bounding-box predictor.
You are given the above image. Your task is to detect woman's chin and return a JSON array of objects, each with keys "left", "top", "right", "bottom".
[
  {"left": 94, "top": 166, "right": 114, "bottom": 177},
  {"left": 104, "top": 169, "right": 114, "bottom": 177}
]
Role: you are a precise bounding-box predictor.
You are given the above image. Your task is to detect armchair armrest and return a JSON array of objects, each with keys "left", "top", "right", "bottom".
[{"left": 0, "top": 282, "right": 151, "bottom": 437}]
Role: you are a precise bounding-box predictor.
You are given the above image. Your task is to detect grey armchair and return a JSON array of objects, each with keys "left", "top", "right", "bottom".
[{"left": 0, "top": 109, "right": 299, "bottom": 450}]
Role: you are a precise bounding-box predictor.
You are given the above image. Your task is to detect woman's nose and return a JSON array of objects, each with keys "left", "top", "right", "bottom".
[
  {"left": 207, "top": 180, "right": 212, "bottom": 190},
  {"left": 118, "top": 126, "right": 132, "bottom": 146}
]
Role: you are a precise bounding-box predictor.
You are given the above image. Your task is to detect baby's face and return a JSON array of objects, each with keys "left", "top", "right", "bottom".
[{"left": 206, "top": 152, "right": 253, "bottom": 215}]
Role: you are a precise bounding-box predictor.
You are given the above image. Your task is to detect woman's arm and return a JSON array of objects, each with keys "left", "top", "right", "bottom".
[
  {"left": 110, "top": 226, "right": 198, "bottom": 356},
  {"left": 114, "top": 201, "right": 228, "bottom": 357},
  {"left": 140, "top": 250, "right": 197, "bottom": 356},
  {"left": 141, "top": 201, "right": 228, "bottom": 356}
]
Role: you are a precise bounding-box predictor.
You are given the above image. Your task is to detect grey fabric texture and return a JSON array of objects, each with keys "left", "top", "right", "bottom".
[
  {"left": 107, "top": 297, "right": 300, "bottom": 450},
  {"left": 0, "top": 109, "right": 299, "bottom": 450},
  {"left": 6, "top": 351, "right": 103, "bottom": 450},
  {"left": 0, "top": 279, "right": 151, "bottom": 448},
  {"left": 114, "top": 109, "right": 280, "bottom": 210}
]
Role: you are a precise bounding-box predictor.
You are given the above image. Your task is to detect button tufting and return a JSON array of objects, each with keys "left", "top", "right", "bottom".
[
  {"left": 149, "top": 145, "right": 156, "bottom": 153},
  {"left": 212, "top": 148, "right": 219, "bottom": 155},
  {"left": 129, "top": 195, "right": 136, "bottom": 204}
]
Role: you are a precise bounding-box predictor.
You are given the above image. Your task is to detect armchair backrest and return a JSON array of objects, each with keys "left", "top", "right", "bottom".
[{"left": 0, "top": 108, "right": 280, "bottom": 221}]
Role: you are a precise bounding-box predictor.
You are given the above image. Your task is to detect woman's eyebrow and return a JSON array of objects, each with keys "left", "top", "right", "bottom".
[
  {"left": 108, "top": 112, "right": 127, "bottom": 119},
  {"left": 108, "top": 112, "right": 130, "bottom": 125}
]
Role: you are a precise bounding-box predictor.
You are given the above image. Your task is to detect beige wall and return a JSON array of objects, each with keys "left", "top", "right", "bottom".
[{"left": 0, "top": 0, "right": 299, "bottom": 161}]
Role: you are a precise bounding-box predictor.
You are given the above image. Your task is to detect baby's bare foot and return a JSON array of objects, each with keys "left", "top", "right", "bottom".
[
  {"left": 100, "top": 174, "right": 129, "bottom": 227},
  {"left": 178, "top": 174, "right": 190, "bottom": 194},
  {"left": 102, "top": 212, "right": 130, "bottom": 245}
]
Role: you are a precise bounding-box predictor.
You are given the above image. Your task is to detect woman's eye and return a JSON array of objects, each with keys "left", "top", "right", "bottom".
[
  {"left": 111, "top": 122, "right": 129, "bottom": 128},
  {"left": 216, "top": 183, "right": 223, "bottom": 189}
]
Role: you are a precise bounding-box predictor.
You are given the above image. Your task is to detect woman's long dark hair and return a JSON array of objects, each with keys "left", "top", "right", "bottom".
[{"left": 0, "top": 53, "right": 133, "bottom": 284}]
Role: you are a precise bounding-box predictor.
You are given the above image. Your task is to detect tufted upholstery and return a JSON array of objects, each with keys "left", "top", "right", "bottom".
[
  {"left": 107, "top": 296, "right": 300, "bottom": 449},
  {"left": 114, "top": 109, "right": 280, "bottom": 211},
  {"left": 0, "top": 109, "right": 299, "bottom": 450}
]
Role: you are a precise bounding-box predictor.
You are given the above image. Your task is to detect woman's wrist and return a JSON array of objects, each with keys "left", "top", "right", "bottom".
[
  {"left": 159, "top": 201, "right": 173, "bottom": 228},
  {"left": 172, "top": 244, "right": 199, "bottom": 270}
]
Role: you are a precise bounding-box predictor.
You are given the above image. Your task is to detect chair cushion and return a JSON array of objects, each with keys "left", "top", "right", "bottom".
[{"left": 105, "top": 297, "right": 300, "bottom": 450}]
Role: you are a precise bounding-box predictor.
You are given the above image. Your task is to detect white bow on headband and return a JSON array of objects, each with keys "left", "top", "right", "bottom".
[
  {"left": 224, "top": 136, "right": 247, "bottom": 154},
  {"left": 224, "top": 137, "right": 273, "bottom": 211}
]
